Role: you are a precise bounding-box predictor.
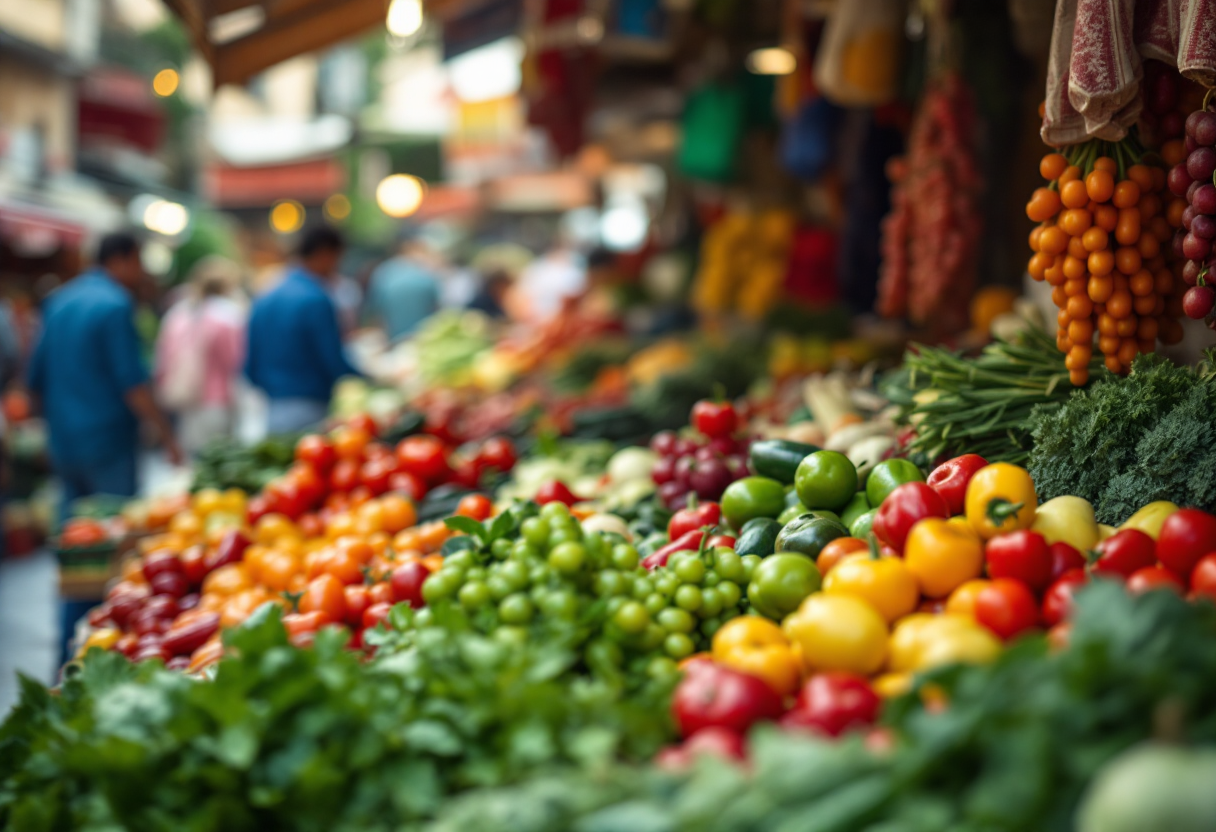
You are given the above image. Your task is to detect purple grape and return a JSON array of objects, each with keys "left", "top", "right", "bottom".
[
  {"left": 1194, "top": 183, "right": 1216, "bottom": 214},
  {"left": 1188, "top": 179, "right": 1203, "bottom": 202},
  {"left": 1186, "top": 135, "right": 1199, "bottom": 153},
  {"left": 1187, "top": 109, "right": 1206, "bottom": 138},
  {"left": 1197, "top": 113, "right": 1216, "bottom": 147},
  {"left": 1183, "top": 205, "right": 1196, "bottom": 230},
  {"left": 1183, "top": 284, "right": 1216, "bottom": 319},
  {"left": 1183, "top": 259, "right": 1202, "bottom": 285},
  {"left": 1187, "top": 147, "right": 1216, "bottom": 180},
  {"left": 1193, "top": 214, "right": 1216, "bottom": 240},
  {"left": 1174, "top": 229, "right": 1188, "bottom": 259},
  {"left": 1183, "top": 231, "right": 1212, "bottom": 260},
  {"left": 1169, "top": 163, "right": 1194, "bottom": 196}
]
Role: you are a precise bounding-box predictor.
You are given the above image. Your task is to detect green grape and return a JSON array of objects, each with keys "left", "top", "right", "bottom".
[
  {"left": 639, "top": 623, "right": 666, "bottom": 652},
  {"left": 717, "top": 581, "right": 742, "bottom": 608},
  {"left": 664, "top": 633, "right": 696, "bottom": 660},
  {"left": 674, "top": 585, "right": 703, "bottom": 612},
  {"left": 644, "top": 593, "right": 667, "bottom": 615},
  {"left": 631, "top": 576, "right": 655, "bottom": 600},
  {"left": 465, "top": 567, "right": 486, "bottom": 583},
  {"left": 612, "top": 544, "right": 640, "bottom": 571},
  {"left": 702, "top": 571, "right": 720, "bottom": 588},
  {"left": 584, "top": 532, "right": 606, "bottom": 561},
  {"left": 544, "top": 589, "right": 579, "bottom": 620},
  {"left": 486, "top": 575, "right": 514, "bottom": 601},
  {"left": 413, "top": 607, "right": 433, "bottom": 628},
  {"left": 699, "top": 587, "right": 724, "bottom": 617},
  {"left": 490, "top": 538, "right": 512, "bottom": 559},
  {"left": 647, "top": 655, "right": 679, "bottom": 679},
  {"left": 585, "top": 639, "right": 623, "bottom": 671},
  {"left": 458, "top": 581, "right": 492, "bottom": 609},
  {"left": 539, "top": 502, "right": 571, "bottom": 523},
  {"left": 700, "top": 616, "right": 723, "bottom": 638},
  {"left": 494, "top": 626, "right": 528, "bottom": 648},
  {"left": 529, "top": 565, "right": 552, "bottom": 585},
  {"left": 657, "top": 607, "right": 695, "bottom": 634},
  {"left": 595, "top": 569, "right": 628, "bottom": 597},
  {"left": 422, "top": 572, "right": 459, "bottom": 603},
  {"left": 498, "top": 593, "right": 535, "bottom": 625},
  {"left": 511, "top": 540, "right": 542, "bottom": 561},
  {"left": 498, "top": 560, "right": 530, "bottom": 591},
  {"left": 714, "top": 548, "right": 745, "bottom": 582},
  {"left": 655, "top": 574, "right": 679, "bottom": 597},
  {"left": 445, "top": 551, "right": 475, "bottom": 571},
  {"left": 613, "top": 601, "right": 650, "bottom": 634},
  {"left": 674, "top": 557, "right": 706, "bottom": 584},
  {"left": 520, "top": 517, "right": 551, "bottom": 547},
  {"left": 548, "top": 542, "right": 586, "bottom": 574},
  {"left": 740, "top": 554, "right": 762, "bottom": 582},
  {"left": 605, "top": 596, "right": 627, "bottom": 617},
  {"left": 547, "top": 528, "right": 583, "bottom": 547}
]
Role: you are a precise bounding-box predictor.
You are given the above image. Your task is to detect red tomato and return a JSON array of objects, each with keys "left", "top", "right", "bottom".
[
  {"left": 873, "top": 482, "right": 950, "bottom": 553},
  {"left": 1156, "top": 509, "right": 1216, "bottom": 582},
  {"left": 447, "top": 456, "right": 484, "bottom": 490},
  {"left": 691, "top": 400, "right": 738, "bottom": 438},
  {"left": 535, "top": 480, "right": 581, "bottom": 507},
  {"left": 368, "top": 582, "right": 394, "bottom": 605},
  {"left": 346, "top": 413, "right": 379, "bottom": 438},
  {"left": 390, "top": 561, "right": 430, "bottom": 608},
  {"left": 1092, "top": 529, "right": 1156, "bottom": 579},
  {"left": 477, "top": 437, "right": 518, "bottom": 474},
  {"left": 1048, "top": 541, "right": 1087, "bottom": 582},
  {"left": 1190, "top": 553, "right": 1216, "bottom": 600},
  {"left": 925, "top": 454, "right": 989, "bottom": 517},
  {"left": 299, "top": 575, "right": 347, "bottom": 623},
  {"left": 362, "top": 601, "right": 393, "bottom": 630},
  {"left": 343, "top": 584, "right": 371, "bottom": 626},
  {"left": 324, "top": 549, "right": 366, "bottom": 586},
  {"left": 671, "top": 660, "right": 784, "bottom": 738},
  {"left": 288, "top": 463, "right": 326, "bottom": 509},
  {"left": 455, "top": 493, "right": 493, "bottom": 521},
  {"left": 1126, "top": 566, "right": 1185, "bottom": 594},
  {"left": 1041, "top": 569, "right": 1088, "bottom": 627},
  {"left": 360, "top": 457, "right": 396, "bottom": 496},
  {"left": 283, "top": 610, "right": 328, "bottom": 647},
  {"left": 246, "top": 494, "right": 273, "bottom": 526},
  {"left": 974, "top": 578, "right": 1040, "bottom": 640},
  {"left": 396, "top": 436, "right": 450, "bottom": 483},
  {"left": 295, "top": 434, "right": 336, "bottom": 471},
  {"left": 985, "top": 530, "right": 1053, "bottom": 592},
  {"left": 142, "top": 549, "right": 184, "bottom": 583},
  {"left": 388, "top": 471, "right": 427, "bottom": 502},
  {"left": 329, "top": 459, "right": 361, "bottom": 493},
  {"left": 267, "top": 478, "right": 307, "bottom": 519},
  {"left": 779, "top": 673, "right": 882, "bottom": 737}
]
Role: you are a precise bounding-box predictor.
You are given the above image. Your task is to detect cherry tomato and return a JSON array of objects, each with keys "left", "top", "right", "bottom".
[
  {"left": 360, "top": 457, "right": 396, "bottom": 496},
  {"left": 1041, "top": 569, "right": 1088, "bottom": 627},
  {"left": 299, "top": 574, "right": 347, "bottom": 623},
  {"left": 396, "top": 436, "right": 450, "bottom": 483},
  {"left": 477, "top": 437, "right": 518, "bottom": 474},
  {"left": 984, "top": 530, "right": 1053, "bottom": 592},
  {"left": 1126, "top": 566, "right": 1184, "bottom": 594},
  {"left": 332, "top": 426, "right": 372, "bottom": 461},
  {"left": 974, "top": 578, "right": 1039, "bottom": 640},
  {"left": 362, "top": 601, "right": 393, "bottom": 630},
  {"left": 246, "top": 494, "right": 273, "bottom": 526},
  {"left": 388, "top": 470, "right": 427, "bottom": 502},
  {"left": 346, "top": 413, "right": 379, "bottom": 438},
  {"left": 295, "top": 434, "right": 336, "bottom": 470},
  {"left": 368, "top": 581, "right": 394, "bottom": 605},
  {"left": 324, "top": 549, "right": 366, "bottom": 585},
  {"left": 779, "top": 672, "right": 882, "bottom": 738},
  {"left": 329, "top": 459, "right": 361, "bottom": 493},
  {"left": 691, "top": 400, "right": 738, "bottom": 439},
  {"left": 1048, "top": 541, "right": 1087, "bottom": 582},
  {"left": 1156, "top": 509, "right": 1216, "bottom": 582},
  {"left": 1092, "top": 529, "right": 1156, "bottom": 579},
  {"left": 456, "top": 493, "right": 494, "bottom": 520},
  {"left": 142, "top": 549, "right": 184, "bottom": 583},
  {"left": 288, "top": 463, "right": 326, "bottom": 508},
  {"left": 343, "top": 584, "right": 372, "bottom": 626},
  {"left": 283, "top": 610, "right": 329, "bottom": 647},
  {"left": 390, "top": 561, "right": 429, "bottom": 608}
]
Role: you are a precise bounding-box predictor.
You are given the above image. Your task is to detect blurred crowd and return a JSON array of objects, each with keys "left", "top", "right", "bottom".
[{"left": 0, "top": 223, "right": 616, "bottom": 544}]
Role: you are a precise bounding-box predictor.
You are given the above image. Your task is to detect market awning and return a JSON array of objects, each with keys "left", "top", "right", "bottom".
[
  {"left": 78, "top": 67, "right": 166, "bottom": 154},
  {"left": 0, "top": 201, "right": 87, "bottom": 257},
  {"left": 204, "top": 157, "right": 347, "bottom": 207}
]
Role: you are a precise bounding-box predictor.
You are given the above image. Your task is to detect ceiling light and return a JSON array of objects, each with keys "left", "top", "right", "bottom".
[{"left": 746, "top": 47, "right": 797, "bottom": 76}]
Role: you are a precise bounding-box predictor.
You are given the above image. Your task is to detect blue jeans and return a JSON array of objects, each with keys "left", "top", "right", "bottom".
[
  {"left": 266, "top": 398, "right": 328, "bottom": 435},
  {"left": 55, "top": 452, "right": 138, "bottom": 526}
]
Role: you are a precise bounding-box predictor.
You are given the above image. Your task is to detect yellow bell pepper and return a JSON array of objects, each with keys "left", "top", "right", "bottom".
[
  {"left": 1097, "top": 524, "right": 1117, "bottom": 542},
  {"left": 1119, "top": 501, "right": 1180, "bottom": 539},
  {"left": 904, "top": 518, "right": 985, "bottom": 598},
  {"left": 1032, "top": 496, "right": 1099, "bottom": 552},
  {"left": 965, "top": 463, "right": 1038, "bottom": 540},
  {"left": 711, "top": 616, "right": 802, "bottom": 697},
  {"left": 80, "top": 627, "right": 121, "bottom": 655}
]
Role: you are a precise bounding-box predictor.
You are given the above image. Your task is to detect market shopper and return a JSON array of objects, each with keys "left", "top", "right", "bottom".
[
  {"left": 365, "top": 228, "right": 441, "bottom": 341},
  {"left": 154, "top": 256, "right": 246, "bottom": 457},
  {"left": 26, "top": 232, "right": 183, "bottom": 520},
  {"left": 245, "top": 226, "right": 361, "bottom": 435}
]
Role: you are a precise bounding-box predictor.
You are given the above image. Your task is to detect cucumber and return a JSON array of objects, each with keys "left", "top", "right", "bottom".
[
  {"left": 734, "top": 518, "right": 782, "bottom": 557},
  {"left": 749, "top": 439, "right": 821, "bottom": 484}
]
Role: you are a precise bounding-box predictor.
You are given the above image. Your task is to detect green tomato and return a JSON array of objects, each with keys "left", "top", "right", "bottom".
[
  {"left": 543, "top": 589, "right": 580, "bottom": 620},
  {"left": 664, "top": 633, "right": 696, "bottom": 660},
  {"left": 714, "top": 548, "right": 745, "bottom": 583},
  {"left": 721, "top": 477, "right": 788, "bottom": 530},
  {"left": 445, "top": 551, "right": 475, "bottom": 571},
  {"left": 865, "top": 458, "right": 925, "bottom": 507},
  {"left": 520, "top": 517, "right": 551, "bottom": 547},
  {"left": 612, "top": 544, "right": 640, "bottom": 571},
  {"left": 674, "top": 556, "right": 706, "bottom": 584},
  {"left": 775, "top": 514, "right": 849, "bottom": 560},
  {"left": 510, "top": 540, "right": 542, "bottom": 562},
  {"left": 548, "top": 528, "right": 583, "bottom": 547},
  {"left": 655, "top": 574, "right": 679, "bottom": 597},
  {"left": 498, "top": 594, "right": 535, "bottom": 625},
  {"left": 486, "top": 575, "right": 514, "bottom": 601},
  {"left": 548, "top": 542, "right": 586, "bottom": 574},
  {"left": 700, "top": 587, "right": 724, "bottom": 618},
  {"left": 717, "top": 580, "right": 742, "bottom": 608},
  {"left": 778, "top": 503, "right": 809, "bottom": 525},
  {"left": 498, "top": 560, "right": 530, "bottom": 591},
  {"left": 740, "top": 554, "right": 762, "bottom": 582},
  {"left": 613, "top": 601, "right": 650, "bottom": 634},
  {"left": 795, "top": 450, "right": 859, "bottom": 512},
  {"left": 647, "top": 656, "right": 679, "bottom": 679},
  {"left": 595, "top": 570, "right": 628, "bottom": 597},
  {"left": 839, "top": 491, "right": 872, "bottom": 531},
  {"left": 849, "top": 508, "right": 879, "bottom": 540},
  {"left": 700, "top": 616, "right": 723, "bottom": 638},
  {"left": 747, "top": 553, "right": 822, "bottom": 620},
  {"left": 674, "top": 585, "right": 703, "bottom": 612},
  {"left": 540, "top": 502, "right": 571, "bottom": 523},
  {"left": 631, "top": 576, "right": 655, "bottom": 600},
  {"left": 645, "top": 593, "right": 667, "bottom": 615},
  {"left": 490, "top": 538, "right": 512, "bottom": 559},
  {"left": 422, "top": 572, "right": 458, "bottom": 603},
  {"left": 657, "top": 607, "right": 696, "bottom": 634},
  {"left": 493, "top": 626, "right": 529, "bottom": 648},
  {"left": 459, "top": 581, "right": 492, "bottom": 610}
]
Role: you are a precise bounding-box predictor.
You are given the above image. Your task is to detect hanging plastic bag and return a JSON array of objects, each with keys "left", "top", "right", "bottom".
[
  {"left": 813, "top": 0, "right": 906, "bottom": 107},
  {"left": 678, "top": 82, "right": 746, "bottom": 182},
  {"left": 781, "top": 96, "right": 843, "bottom": 181}
]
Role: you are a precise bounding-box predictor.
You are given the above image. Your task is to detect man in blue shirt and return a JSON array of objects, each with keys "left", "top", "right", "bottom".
[
  {"left": 246, "top": 226, "right": 361, "bottom": 434},
  {"left": 27, "top": 232, "right": 182, "bottom": 519},
  {"left": 365, "top": 229, "right": 441, "bottom": 341}
]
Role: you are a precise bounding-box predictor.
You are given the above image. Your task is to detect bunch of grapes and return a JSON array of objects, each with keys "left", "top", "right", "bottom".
[
  {"left": 650, "top": 431, "right": 750, "bottom": 510},
  {"left": 1167, "top": 97, "right": 1216, "bottom": 324},
  {"left": 415, "top": 502, "right": 757, "bottom": 677},
  {"left": 1027, "top": 136, "right": 1185, "bottom": 382}
]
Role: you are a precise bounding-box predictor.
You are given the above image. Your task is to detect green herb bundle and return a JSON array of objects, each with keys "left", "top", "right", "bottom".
[
  {"left": 191, "top": 435, "right": 299, "bottom": 493},
  {"left": 883, "top": 328, "right": 1105, "bottom": 465},
  {"left": 1028, "top": 354, "right": 1216, "bottom": 525}
]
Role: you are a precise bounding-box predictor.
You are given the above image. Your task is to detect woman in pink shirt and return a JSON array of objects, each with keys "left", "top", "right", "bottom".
[{"left": 155, "top": 256, "right": 246, "bottom": 457}]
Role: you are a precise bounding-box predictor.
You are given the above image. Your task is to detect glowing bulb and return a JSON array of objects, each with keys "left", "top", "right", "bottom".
[
  {"left": 152, "top": 68, "right": 180, "bottom": 96},
  {"left": 746, "top": 47, "right": 797, "bottom": 76},
  {"left": 386, "top": 0, "right": 423, "bottom": 38},
  {"left": 142, "top": 199, "right": 189, "bottom": 236},
  {"left": 270, "top": 200, "right": 305, "bottom": 233},
  {"left": 375, "top": 175, "right": 425, "bottom": 218},
  {"left": 324, "top": 193, "right": 351, "bottom": 221}
]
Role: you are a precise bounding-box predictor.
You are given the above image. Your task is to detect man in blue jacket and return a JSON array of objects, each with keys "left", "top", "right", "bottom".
[
  {"left": 27, "top": 232, "right": 182, "bottom": 520},
  {"left": 246, "top": 226, "right": 361, "bottom": 434}
]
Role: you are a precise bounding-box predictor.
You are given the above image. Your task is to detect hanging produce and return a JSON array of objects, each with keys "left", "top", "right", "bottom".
[
  {"left": 1168, "top": 91, "right": 1216, "bottom": 324},
  {"left": 1026, "top": 133, "right": 1185, "bottom": 380},
  {"left": 877, "top": 73, "right": 983, "bottom": 330}
]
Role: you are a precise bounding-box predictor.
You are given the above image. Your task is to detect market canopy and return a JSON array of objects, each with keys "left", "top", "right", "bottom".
[{"left": 160, "top": 0, "right": 510, "bottom": 87}]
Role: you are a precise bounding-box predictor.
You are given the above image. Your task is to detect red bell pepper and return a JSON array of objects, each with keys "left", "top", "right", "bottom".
[
  {"left": 535, "top": 480, "right": 581, "bottom": 506},
  {"left": 779, "top": 672, "right": 881, "bottom": 738},
  {"left": 668, "top": 498, "right": 722, "bottom": 540},
  {"left": 161, "top": 612, "right": 221, "bottom": 657},
  {"left": 1092, "top": 528, "right": 1156, "bottom": 579},
  {"left": 1156, "top": 508, "right": 1216, "bottom": 582},
  {"left": 671, "top": 660, "right": 784, "bottom": 738},
  {"left": 206, "top": 529, "right": 251, "bottom": 572},
  {"left": 985, "top": 529, "right": 1052, "bottom": 591},
  {"left": 926, "top": 454, "right": 989, "bottom": 516},
  {"left": 1047, "top": 541, "right": 1086, "bottom": 582},
  {"left": 872, "top": 482, "right": 950, "bottom": 553},
  {"left": 642, "top": 530, "right": 704, "bottom": 570}
]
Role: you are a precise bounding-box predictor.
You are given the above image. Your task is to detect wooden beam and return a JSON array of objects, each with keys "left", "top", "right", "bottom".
[{"left": 211, "top": 0, "right": 387, "bottom": 86}]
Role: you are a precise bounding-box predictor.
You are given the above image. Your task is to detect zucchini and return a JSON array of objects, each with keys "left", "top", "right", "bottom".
[
  {"left": 749, "top": 439, "right": 820, "bottom": 484},
  {"left": 735, "top": 518, "right": 782, "bottom": 557}
]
